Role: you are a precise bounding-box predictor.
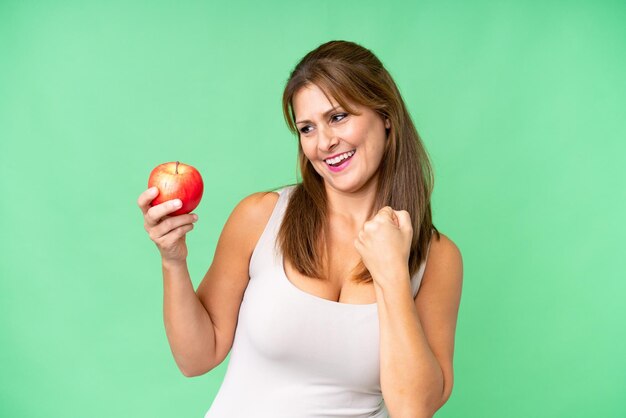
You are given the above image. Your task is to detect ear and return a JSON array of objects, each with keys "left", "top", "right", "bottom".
[{"left": 384, "top": 118, "right": 391, "bottom": 129}]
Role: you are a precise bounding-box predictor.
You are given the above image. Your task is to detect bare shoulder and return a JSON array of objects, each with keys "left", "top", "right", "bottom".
[
  {"left": 233, "top": 190, "right": 280, "bottom": 250},
  {"left": 237, "top": 189, "right": 279, "bottom": 211},
  {"left": 427, "top": 232, "right": 463, "bottom": 279}
]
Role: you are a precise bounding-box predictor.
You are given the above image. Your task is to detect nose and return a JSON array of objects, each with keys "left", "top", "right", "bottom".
[{"left": 317, "top": 124, "right": 339, "bottom": 153}]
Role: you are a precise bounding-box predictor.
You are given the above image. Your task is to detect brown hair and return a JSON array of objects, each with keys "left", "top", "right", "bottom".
[{"left": 277, "top": 40, "right": 440, "bottom": 285}]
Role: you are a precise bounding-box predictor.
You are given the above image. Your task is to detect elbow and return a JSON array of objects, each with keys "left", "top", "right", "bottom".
[
  {"left": 427, "top": 366, "right": 454, "bottom": 415},
  {"left": 181, "top": 368, "right": 204, "bottom": 378},
  {"left": 178, "top": 359, "right": 215, "bottom": 378},
  {"left": 393, "top": 395, "right": 449, "bottom": 418},
  {"left": 393, "top": 370, "right": 453, "bottom": 417},
  {"left": 411, "top": 382, "right": 454, "bottom": 418},
  {"left": 438, "top": 379, "right": 454, "bottom": 409},
  {"left": 426, "top": 382, "right": 454, "bottom": 417},
  {"left": 174, "top": 347, "right": 224, "bottom": 378}
]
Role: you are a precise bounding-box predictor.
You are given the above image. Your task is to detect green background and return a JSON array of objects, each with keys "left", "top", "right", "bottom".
[{"left": 1, "top": 0, "right": 625, "bottom": 417}]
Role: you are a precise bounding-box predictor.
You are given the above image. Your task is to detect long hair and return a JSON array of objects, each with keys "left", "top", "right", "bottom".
[{"left": 277, "top": 40, "right": 440, "bottom": 284}]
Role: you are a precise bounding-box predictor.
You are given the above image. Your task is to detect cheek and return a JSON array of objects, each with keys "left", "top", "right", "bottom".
[
  {"left": 346, "top": 122, "right": 372, "bottom": 146},
  {"left": 300, "top": 141, "right": 317, "bottom": 161},
  {"left": 362, "top": 134, "right": 387, "bottom": 165},
  {"left": 341, "top": 124, "right": 360, "bottom": 143}
]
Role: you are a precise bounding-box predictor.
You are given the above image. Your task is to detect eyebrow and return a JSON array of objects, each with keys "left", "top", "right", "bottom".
[{"left": 295, "top": 106, "right": 342, "bottom": 125}]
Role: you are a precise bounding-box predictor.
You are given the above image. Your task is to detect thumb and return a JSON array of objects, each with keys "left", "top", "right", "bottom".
[
  {"left": 395, "top": 210, "right": 413, "bottom": 233},
  {"left": 389, "top": 210, "right": 399, "bottom": 228},
  {"left": 379, "top": 206, "right": 399, "bottom": 227}
]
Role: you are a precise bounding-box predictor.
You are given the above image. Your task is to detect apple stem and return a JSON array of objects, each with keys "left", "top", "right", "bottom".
[{"left": 175, "top": 161, "right": 179, "bottom": 175}]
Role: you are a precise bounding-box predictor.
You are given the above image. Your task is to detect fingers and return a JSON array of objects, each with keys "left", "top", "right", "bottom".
[
  {"left": 137, "top": 187, "right": 159, "bottom": 214},
  {"left": 375, "top": 206, "right": 399, "bottom": 226},
  {"left": 156, "top": 222, "right": 195, "bottom": 247},
  {"left": 389, "top": 210, "right": 399, "bottom": 228},
  {"left": 374, "top": 207, "right": 412, "bottom": 231},
  {"left": 149, "top": 213, "right": 198, "bottom": 240},
  {"left": 139, "top": 185, "right": 198, "bottom": 236},
  {"left": 138, "top": 186, "right": 198, "bottom": 262},
  {"left": 144, "top": 198, "right": 184, "bottom": 228},
  {"left": 395, "top": 210, "right": 411, "bottom": 230}
]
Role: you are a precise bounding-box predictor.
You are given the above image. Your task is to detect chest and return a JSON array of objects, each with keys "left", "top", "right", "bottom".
[
  {"left": 240, "top": 245, "right": 382, "bottom": 389},
  {"left": 282, "top": 240, "right": 377, "bottom": 305}
]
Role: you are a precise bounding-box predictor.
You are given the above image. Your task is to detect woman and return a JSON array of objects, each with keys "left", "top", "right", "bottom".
[{"left": 138, "top": 40, "right": 463, "bottom": 418}]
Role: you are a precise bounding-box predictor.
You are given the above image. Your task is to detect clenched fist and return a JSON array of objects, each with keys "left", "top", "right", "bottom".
[{"left": 354, "top": 206, "right": 413, "bottom": 288}]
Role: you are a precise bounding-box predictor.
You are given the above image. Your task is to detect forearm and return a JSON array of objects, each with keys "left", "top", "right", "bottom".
[
  {"left": 162, "top": 259, "right": 216, "bottom": 377},
  {"left": 374, "top": 276, "right": 444, "bottom": 417}
]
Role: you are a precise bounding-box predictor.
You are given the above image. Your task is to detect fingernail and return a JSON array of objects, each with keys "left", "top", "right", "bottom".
[
  {"left": 150, "top": 187, "right": 158, "bottom": 195},
  {"left": 174, "top": 200, "right": 182, "bottom": 207},
  {"left": 192, "top": 214, "right": 198, "bottom": 221}
]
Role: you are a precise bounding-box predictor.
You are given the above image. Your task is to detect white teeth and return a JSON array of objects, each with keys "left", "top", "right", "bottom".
[{"left": 325, "top": 150, "right": 355, "bottom": 165}]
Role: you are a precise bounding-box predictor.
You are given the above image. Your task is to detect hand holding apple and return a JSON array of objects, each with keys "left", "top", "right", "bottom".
[
  {"left": 138, "top": 161, "right": 203, "bottom": 263},
  {"left": 148, "top": 161, "right": 204, "bottom": 216}
]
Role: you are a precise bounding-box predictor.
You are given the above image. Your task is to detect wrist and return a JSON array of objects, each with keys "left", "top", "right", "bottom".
[
  {"left": 161, "top": 257, "right": 188, "bottom": 271},
  {"left": 373, "top": 270, "right": 412, "bottom": 298}
]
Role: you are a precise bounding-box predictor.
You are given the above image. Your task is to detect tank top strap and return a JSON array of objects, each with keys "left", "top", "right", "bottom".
[
  {"left": 273, "top": 184, "right": 296, "bottom": 213},
  {"left": 248, "top": 185, "right": 295, "bottom": 278},
  {"left": 409, "top": 228, "right": 436, "bottom": 298}
]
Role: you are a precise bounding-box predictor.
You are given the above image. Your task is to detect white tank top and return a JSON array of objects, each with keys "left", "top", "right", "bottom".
[{"left": 204, "top": 185, "right": 431, "bottom": 418}]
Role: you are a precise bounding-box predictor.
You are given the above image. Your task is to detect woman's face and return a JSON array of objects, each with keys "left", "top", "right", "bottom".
[{"left": 293, "top": 83, "right": 390, "bottom": 194}]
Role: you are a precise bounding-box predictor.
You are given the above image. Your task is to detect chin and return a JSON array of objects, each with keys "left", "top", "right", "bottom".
[{"left": 324, "top": 178, "right": 363, "bottom": 192}]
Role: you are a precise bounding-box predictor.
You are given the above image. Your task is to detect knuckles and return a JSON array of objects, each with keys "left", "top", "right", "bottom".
[{"left": 362, "top": 220, "right": 378, "bottom": 232}]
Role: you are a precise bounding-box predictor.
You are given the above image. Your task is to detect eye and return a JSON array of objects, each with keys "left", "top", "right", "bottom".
[
  {"left": 299, "top": 125, "right": 312, "bottom": 134},
  {"left": 331, "top": 113, "right": 347, "bottom": 122}
]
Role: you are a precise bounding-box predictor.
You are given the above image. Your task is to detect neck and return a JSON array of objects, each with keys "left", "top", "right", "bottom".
[{"left": 324, "top": 178, "right": 379, "bottom": 228}]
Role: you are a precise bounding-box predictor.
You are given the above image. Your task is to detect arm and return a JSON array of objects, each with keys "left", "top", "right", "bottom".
[
  {"left": 144, "top": 190, "right": 278, "bottom": 377},
  {"left": 374, "top": 234, "right": 463, "bottom": 417},
  {"left": 162, "top": 259, "right": 218, "bottom": 377},
  {"left": 138, "top": 188, "right": 217, "bottom": 377}
]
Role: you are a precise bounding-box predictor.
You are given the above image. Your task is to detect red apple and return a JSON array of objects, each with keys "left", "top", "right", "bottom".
[{"left": 148, "top": 161, "right": 204, "bottom": 216}]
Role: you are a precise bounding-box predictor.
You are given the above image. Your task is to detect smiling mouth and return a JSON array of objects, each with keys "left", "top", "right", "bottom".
[{"left": 324, "top": 149, "right": 356, "bottom": 167}]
